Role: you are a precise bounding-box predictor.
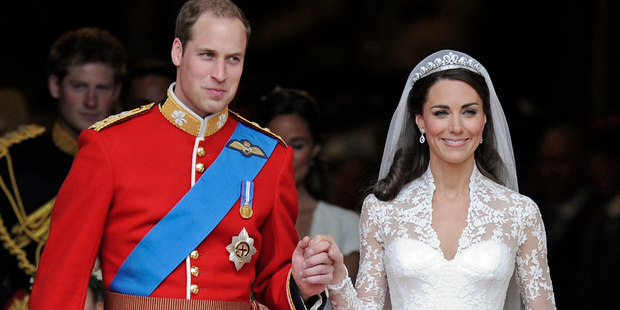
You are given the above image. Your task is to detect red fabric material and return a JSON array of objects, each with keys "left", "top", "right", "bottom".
[{"left": 29, "top": 108, "right": 298, "bottom": 310}]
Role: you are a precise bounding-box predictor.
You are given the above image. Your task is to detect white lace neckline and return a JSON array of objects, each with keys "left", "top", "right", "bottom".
[{"left": 420, "top": 167, "right": 486, "bottom": 261}]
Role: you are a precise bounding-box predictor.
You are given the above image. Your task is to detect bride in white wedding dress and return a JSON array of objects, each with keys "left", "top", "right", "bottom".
[{"left": 314, "top": 50, "right": 556, "bottom": 310}]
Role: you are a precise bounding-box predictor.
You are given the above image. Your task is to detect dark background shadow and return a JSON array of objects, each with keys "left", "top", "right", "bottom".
[
  {"left": 1, "top": 0, "right": 618, "bottom": 170},
  {"left": 1, "top": 1, "right": 620, "bottom": 307}
]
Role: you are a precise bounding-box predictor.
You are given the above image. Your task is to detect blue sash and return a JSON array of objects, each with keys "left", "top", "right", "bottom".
[{"left": 109, "top": 122, "right": 277, "bottom": 296}]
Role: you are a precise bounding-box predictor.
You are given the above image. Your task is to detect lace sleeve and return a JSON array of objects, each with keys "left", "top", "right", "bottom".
[
  {"left": 328, "top": 195, "right": 387, "bottom": 310},
  {"left": 514, "top": 195, "right": 556, "bottom": 310}
]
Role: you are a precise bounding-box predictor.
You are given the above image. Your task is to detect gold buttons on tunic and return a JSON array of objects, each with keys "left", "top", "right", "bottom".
[
  {"left": 195, "top": 163, "right": 205, "bottom": 173},
  {"left": 197, "top": 147, "right": 205, "bottom": 157},
  {"left": 191, "top": 266, "right": 200, "bottom": 277},
  {"left": 190, "top": 250, "right": 199, "bottom": 259},
  {"left": 190, "top": 284, "right": 199, "bottom": 295}
]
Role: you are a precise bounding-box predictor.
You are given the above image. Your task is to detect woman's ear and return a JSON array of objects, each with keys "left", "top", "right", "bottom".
[{"left": 415, "top": 114, "right": 425, "bottom": 131}]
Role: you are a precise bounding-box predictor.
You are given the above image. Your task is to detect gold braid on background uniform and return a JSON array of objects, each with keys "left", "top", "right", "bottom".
[{"left": 0, "top": 125, "right": 52, "bottom": 275}]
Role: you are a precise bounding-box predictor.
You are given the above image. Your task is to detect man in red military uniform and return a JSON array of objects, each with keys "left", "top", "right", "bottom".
[{"left": 29, "top": 0, "right": 332, "bottom": 309}]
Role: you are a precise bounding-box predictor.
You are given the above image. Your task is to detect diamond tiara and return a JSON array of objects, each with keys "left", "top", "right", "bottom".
[{"left": 411, "top": 52, "right": 483, "bottom": 84}]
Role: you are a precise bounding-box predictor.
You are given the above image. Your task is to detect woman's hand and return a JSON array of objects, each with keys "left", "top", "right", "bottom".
[
  {"left": 307, "top": 234, "right": 347, "bottom": 286},
  {"left": 292, "top": 236, "right": 334, "bottom": 300}
]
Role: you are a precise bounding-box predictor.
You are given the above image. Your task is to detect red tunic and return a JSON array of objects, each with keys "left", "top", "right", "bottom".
[{"left": 29, "top": 94, "right": 300, "bottom": 310}]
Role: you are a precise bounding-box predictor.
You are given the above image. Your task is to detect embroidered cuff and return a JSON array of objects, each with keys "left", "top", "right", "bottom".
[{"left": 327, "top": 266, "right": 350, "bottom": 292}]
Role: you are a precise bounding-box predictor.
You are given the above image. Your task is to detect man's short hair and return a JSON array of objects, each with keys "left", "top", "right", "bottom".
[
  {"left": 46, "top": 27, "right": 126, "bottom": 83},
  {"left": 175, "top": 0, "right": 251, "bottom": 53}
]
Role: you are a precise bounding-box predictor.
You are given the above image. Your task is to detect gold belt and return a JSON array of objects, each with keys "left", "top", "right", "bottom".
[{"left": 104, "top": 291, "right": 259, "bottom": 310}]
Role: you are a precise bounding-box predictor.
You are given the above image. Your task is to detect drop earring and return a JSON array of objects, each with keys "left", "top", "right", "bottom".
[
  {"left": 419, "top": 129, "right": 425, "bottom": 144},
  {"left": 480, "top": 136, "right": 483, "bottom": 144}
]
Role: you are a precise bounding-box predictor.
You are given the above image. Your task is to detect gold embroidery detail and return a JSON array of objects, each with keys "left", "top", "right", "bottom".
[
  {"left": 89, "top": 103, "right": 155, "bottom": 132},
  {"left": 0, "top": 124, "right": 46, "bottom": 148},
  {"left": 51, "top": 122, "right": 78, "bottom": 156},
  {"left": 229, "top": 111, "right": 287, "bottom": 147},
  {"left": 159, "top": 96, "right": 228, "bottom": 137},
  {"left": 286, "top": 270, "right": 296, "bottom": 310}
]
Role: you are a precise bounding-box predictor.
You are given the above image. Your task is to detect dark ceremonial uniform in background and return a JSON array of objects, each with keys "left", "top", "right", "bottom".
[
  {"left": 30, "top": 88, "right": 320, "bottom": 310},
  {"left": 0, "top": 123, "right": 77, "bottom": 309}
]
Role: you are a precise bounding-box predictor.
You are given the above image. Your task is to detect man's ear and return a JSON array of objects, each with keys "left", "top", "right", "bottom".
[
  {"left": 171, "top": 38, "right": 183, "bottom": 66},
  {"left": 48, "top": 75, "right": 60, "bottom": 99}
]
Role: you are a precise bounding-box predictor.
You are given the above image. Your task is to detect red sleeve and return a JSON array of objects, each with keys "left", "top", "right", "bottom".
[
  {"left": 29, "top": 130, "right": 112, "bottom": 310},
  {"left": 252, "top": 146, "right": 300, "bottom": 309}
]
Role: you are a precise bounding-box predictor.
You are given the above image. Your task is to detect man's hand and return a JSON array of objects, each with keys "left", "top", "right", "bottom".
[
  {"left": 310, "top": 234, "right": 347, "bottom": 286},
  {"left": 291, "top": 236, "right": 334, "bottom": 300}
]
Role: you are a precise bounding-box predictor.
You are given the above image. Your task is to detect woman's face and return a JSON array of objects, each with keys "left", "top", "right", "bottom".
[
  {"left": 415, "top": 79, "right": 486, "bottom": 166},
  {"left": 267, "top": 114, "right": 320, "bottom": 187}
]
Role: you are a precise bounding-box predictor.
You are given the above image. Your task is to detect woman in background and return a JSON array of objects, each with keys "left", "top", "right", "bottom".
[{"left": 256, "top": 87, "right": 360, "bottom": 288}]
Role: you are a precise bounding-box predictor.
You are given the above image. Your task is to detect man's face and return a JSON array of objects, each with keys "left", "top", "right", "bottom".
[
  {"left": 49, "top": 62, "right": 120, "bottom": 137},
  {"left": 171, "top": 13, "right": 246, "bottom": 118}
]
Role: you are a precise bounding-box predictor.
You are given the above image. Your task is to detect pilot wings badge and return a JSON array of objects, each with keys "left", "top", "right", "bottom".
[
  {"left": 226, "top": 139, "right": 268, "bottom": 158},
  {"left": 227, "top": 228, "right": 257, "bottom": 270}
]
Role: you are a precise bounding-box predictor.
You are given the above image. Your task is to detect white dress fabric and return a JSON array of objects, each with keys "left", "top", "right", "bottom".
[
  {"left": 310, "top": 201, "right": 360, "bottom": 256},
  {"left": 328, "top": 167, "right": 555, "bottom": 310},
  {"left": 310, "top": 201, "right": 360, "bottom": 310}
]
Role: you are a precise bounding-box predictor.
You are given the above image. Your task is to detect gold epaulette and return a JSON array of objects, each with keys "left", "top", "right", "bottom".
[
  {"left": 229, "top": 111, "right": 287, "bottom": 147},
  {"left": 89, "top": 103, "right": 156, "bottom": 132},
  {"left": 0, "top": 124, "right": 46, "bottom": 149}
]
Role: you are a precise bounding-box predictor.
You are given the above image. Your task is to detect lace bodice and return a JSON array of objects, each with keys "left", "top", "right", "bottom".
[{"left": 328, "top": 168, "right": 555, "bottom": 310}]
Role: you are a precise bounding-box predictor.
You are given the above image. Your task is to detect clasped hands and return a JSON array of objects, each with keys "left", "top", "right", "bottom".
[{"left": 291, "top": 235, "right": 349, "bottom": 301}]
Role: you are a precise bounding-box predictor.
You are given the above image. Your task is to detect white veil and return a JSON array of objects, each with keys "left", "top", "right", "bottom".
[
  {"left": 378, "top": 50, "right": 522, "bottom": 310},
  {"left": 379, "top": 49, "right": 518, "bottom": 190}
]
